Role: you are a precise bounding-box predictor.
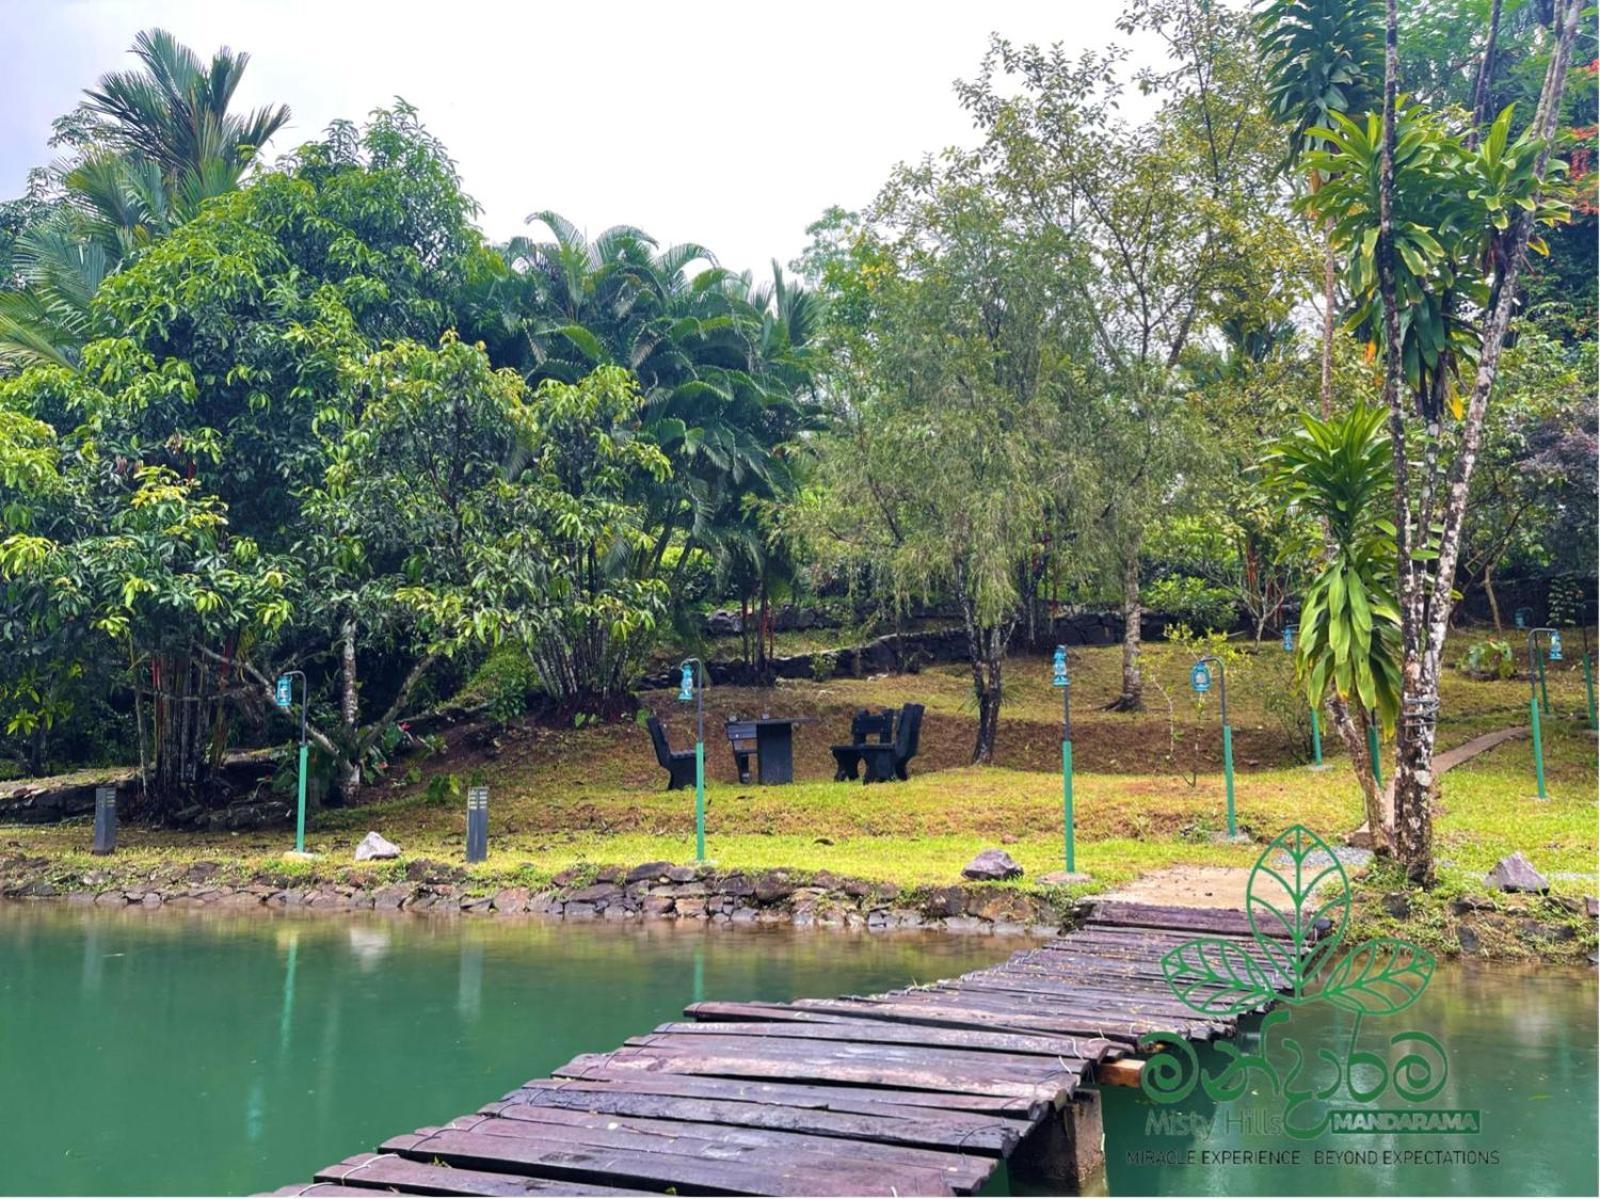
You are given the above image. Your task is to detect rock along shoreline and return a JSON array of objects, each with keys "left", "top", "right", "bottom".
[{"left": 1, "top": 856, "right": 1078, "bottom": 936}]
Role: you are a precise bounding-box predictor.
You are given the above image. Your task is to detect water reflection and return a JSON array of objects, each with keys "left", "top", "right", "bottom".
[
  {"left": 1100, "top": 961, "right": 1597, "bottom": 1196},
  {"left": 0, "top": 904, "right": 1007, "bottom": 1196}
]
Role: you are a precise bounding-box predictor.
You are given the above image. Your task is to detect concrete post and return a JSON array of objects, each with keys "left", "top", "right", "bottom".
[{"left": 1010, "top": 1089, "right": 1105, "bottom": 1193}]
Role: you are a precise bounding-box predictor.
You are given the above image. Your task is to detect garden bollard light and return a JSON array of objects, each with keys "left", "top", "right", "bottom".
[
  {"left": 679, "top": 658, "right": 707, "bottom": 862},
  {"left": 466, "top": 786, "right": 489, "bottom": 862},
  {"left": 91, "top": 786, "right": 116, "bottom": 855}
]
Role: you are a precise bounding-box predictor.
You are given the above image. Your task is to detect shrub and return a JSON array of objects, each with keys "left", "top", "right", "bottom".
[
  {"left": 1147, "top": 575, "right": 1238, "bottom": 633},
  {"left": 1457, "top": 638, "right": 1516, "bottom": 681}
]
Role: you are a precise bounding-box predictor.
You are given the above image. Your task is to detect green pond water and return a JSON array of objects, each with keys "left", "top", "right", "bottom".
[
  {"left": 1, "top": 905, "right": 1594, "bottom": 1197},
  {"left": 1098, "top": 960, "right": 1598, "bottom": 1197},
  {"left": 0, "top": 905, "right": 1007, "bottom": 1195}
]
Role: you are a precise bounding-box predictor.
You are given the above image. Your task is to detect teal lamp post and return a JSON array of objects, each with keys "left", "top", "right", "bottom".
[
  {"left": 1052, "top": 645, "right": 1076, "bottom": 874},
  {"left": 1191, "top": 656, "right": 1237, "bottom": 839},
  {"left": 678, "top": 658, "right": 707, "bottom": 862},
  {"left": 1283, "top": 623, "right": 1322, "bottom": 767},
  {"left": 1527, "top": 628, "right": 1561, "bottom": 799},
  {"left": 274, "top": 671, "right": 309, "bottom": 855}
]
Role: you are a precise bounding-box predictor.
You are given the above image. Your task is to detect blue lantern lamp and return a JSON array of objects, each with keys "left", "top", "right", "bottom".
[
  {"left": 1191, "top": 656, "right": 1236, "bottom": 838},
  {"left": 1282, "top": 624, "right": 1322, "bottom": 767},
  {"left": 678, "top": 658, "right": 707, "bottom": 861}
]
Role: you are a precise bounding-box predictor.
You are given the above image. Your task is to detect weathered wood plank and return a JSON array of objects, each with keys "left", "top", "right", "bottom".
[
  {"left": 487, "top": 1086, "right": 1019, "bottom": 1154},
  {"left": 528, "top": 1070, "right": 1037, "bottom": 1120},
  {"left": 382, "top": 1127, "right": 958, "bottom": 1197},
  {"left": 459, "top": 1107, "right": 993, "bottom": 1188},
  {"left": 312, "top": 1152, "right": 657, "bottom": 1195},
  {"left": 626, "top": 1030, "right": 1087, "bottom": 1078},
  {"left": 562, "top": 1044, "right": 1069, "bottom": 1103},
  {"left": 652, "top": 1016, "right": 1110, "bottom": 1061}
]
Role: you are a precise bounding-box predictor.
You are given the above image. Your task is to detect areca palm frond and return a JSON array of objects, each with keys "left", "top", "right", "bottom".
[{"left": 84, "top": 28, "right": 290, "bottom": 189}]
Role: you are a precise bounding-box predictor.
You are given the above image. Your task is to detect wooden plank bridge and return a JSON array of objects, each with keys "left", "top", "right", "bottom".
[{"left": 269, "top": 901, "right": 1299, "bottom": 1198}]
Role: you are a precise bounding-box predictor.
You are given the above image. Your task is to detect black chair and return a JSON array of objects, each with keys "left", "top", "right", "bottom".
[
  {"left": 830, "top": 708, "right": 894, "bottom": 781},
  {"left": 646, "top": 716, "right": 697, "bottom": 791},
  {"left": 725, "top": 719, "right": 758, "bottom": 783},
  {"left": 860, "top": 703, "right": 924, "bottom": 783}
]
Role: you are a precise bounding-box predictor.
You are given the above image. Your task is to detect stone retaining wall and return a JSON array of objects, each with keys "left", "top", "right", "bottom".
[{"left": 3, "top": 858, "right": 1073, "bottom": 936}]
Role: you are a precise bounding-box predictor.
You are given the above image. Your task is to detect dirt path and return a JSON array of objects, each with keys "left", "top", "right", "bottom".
[{"left": 1098, "top": 724, "right": 1530, "bottom": 910}]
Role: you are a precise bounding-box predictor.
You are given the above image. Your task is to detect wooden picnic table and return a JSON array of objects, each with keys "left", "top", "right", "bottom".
[{"left": 725, "top": 716, "right": 815, "bottom": 785}]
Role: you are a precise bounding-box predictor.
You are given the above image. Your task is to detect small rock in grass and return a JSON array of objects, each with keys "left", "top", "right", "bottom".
[
  {"left": 354, "top": 831, "right": 401, "bottom": 862},
  {"left": 1586, "top": 896, "right": 1598, "bottom": 919},
  {"left": 1484, "top": 852, "right": 1548, "bottom": 894},
  {"left": 962, "top": 848, "right": 1023, "bottom": 882}
]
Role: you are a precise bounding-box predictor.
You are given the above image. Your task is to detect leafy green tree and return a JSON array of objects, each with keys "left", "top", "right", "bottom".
[
  {"left": 955, "top": 0, "right": 1307, "bottom": 709},
  {"left": 1298, "top": 0, "right": 1584, "bottom": 883},
  {"left": 800, "top": 168, "right": 1078, "bottom": 762}
]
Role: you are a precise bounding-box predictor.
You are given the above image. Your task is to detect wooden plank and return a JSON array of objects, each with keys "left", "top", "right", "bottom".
[
  {"left": 1097, "top": 1059, "right": 1145, "bottom": 1088},
  {"left": 644, "top": 1019, "right": 1102, "bottom": 1062},
  {"left": 458, "top": 1108, "right": 994, "bottom": 1189},
  {"left": 561, "top": 1045, "right": 1068, "bottom": 1103},
  {"left": 382, "top": 1127, "right": 958, "bottom": 1197},
  {"left": 312, "top": 1153, "right": 657, "bottom": 1195},
  {"left": 487, "top": 1085, "right": 1019, "bottom": 1154},
  {"left": 1086, "top": 902, "right": 1317, "bottom": 940},
  {"left": 673, "top": 1010, "right": 1117, "bottom": 1062},
  {"left": 262, "top": 1187, "right": 381, "bottom": 1198},
  {"left": 782, "top": 996, "right": 1161, "bottom": 1043},
  {"left": 617, "top": 1033, "right": 1084, "bottom": 1088},
  {"left": 528, "top": 1070, "right": 1037, "bottom": 1120}
]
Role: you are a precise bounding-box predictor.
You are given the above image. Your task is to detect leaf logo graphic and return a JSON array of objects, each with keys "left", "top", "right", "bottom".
[{"left": 1160, "top": 824, "right": 1435, "bottom": 1016}]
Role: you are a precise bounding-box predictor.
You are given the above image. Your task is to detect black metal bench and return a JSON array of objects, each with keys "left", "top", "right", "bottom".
[
  {"left": 830, "top": 708, "right": 895, "bottom": 781},
  {"left": 859, "top": 703, "right": 924, "bottom": 783},
  {"left": 725, "top": 720, "right": 758, "bottom": 783},
  {"left": 646, "top": 715, "right": 697, "bottom": 791}
]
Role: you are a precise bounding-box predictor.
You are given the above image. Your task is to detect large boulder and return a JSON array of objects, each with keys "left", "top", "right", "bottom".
[
  {"left": 354, "top": 831, "right": 402, "bottom": 862},
  {"left": 1484, "top": 852, "right": 1548, "bottom": 894},
  {"left": 962, "top": 848, "right": 1024, "bottom": 882}
]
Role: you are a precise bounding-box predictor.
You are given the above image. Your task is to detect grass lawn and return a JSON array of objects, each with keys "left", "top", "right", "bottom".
[{"left": 6, "top": 637, "right": 1594, "bottom": 906}]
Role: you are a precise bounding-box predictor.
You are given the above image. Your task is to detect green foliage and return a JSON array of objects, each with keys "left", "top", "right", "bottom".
[
  {"left": 1457, "top": 637, "right": 1516, "bottom": 681},
  {"left": 1300, "top": 104, "right": 1571, "bottom": 420},
  {"left": 1146, "top": 575, "right": 1240, "bottom": 634},
  {"left": 1266, "top": 404, "right": 1402, "bottom": 732}
]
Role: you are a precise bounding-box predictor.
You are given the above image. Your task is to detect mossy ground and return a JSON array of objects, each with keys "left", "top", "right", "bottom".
[{"left": 4, "top": 636, "right": 1595, "bottom": 956}]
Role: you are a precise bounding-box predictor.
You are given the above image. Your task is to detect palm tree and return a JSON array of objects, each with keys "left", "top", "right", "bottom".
[
  {"left": 83, "top": 28, "right": 290, "bottom": 195},
  {"left": 0, "top": 30, "right": 289, "bottom": 371}
]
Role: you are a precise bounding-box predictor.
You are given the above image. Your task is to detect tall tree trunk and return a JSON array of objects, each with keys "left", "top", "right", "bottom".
[
  {"left": 1329, "top": 693, "right": 1392, "bottom": 851},
  {"left": 1107, "top": 541, "right": 1144, "bottom": 711},
  {"left": 337, "top": 617, "right": 360, "bottom": 806},
  {"left": 955, "top": 568, "right": 1006, "bottom": 764},
  {"left": 1389, "top": 0, "right": 1581, "bottom": 885}
]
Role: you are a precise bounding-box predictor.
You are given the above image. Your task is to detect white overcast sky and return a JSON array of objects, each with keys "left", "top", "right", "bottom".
[{"left": 1, "top": 0, "right": 1158, "bottom": 277}]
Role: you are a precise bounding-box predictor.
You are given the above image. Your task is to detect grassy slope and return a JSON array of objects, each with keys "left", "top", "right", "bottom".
[{"left": 7, "top": 636, "right": 1594, "bottom": 906}]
